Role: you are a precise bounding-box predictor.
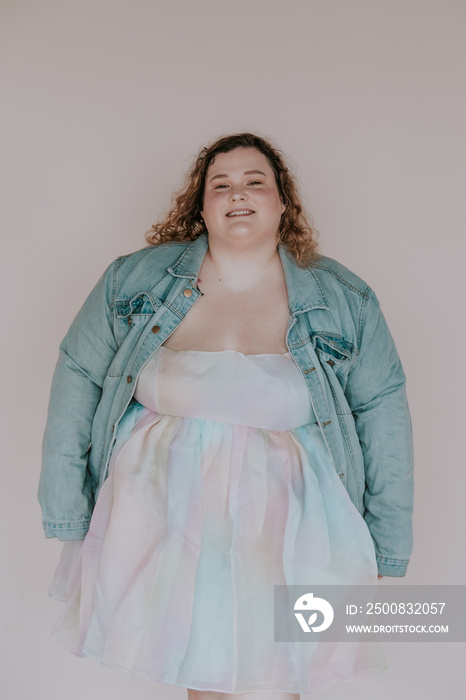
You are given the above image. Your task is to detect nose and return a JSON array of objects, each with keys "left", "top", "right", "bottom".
[{"left": 230, "top": 185, "right": 247, "bottom": 201}]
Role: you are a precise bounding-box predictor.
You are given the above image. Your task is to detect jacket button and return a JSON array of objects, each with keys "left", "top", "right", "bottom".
[
  {"left": 322, "top": 420, "right": 332, "bottom": 426},
  {"left": 339, "top": 472, "right": 345, "bottom": 479},
  {"left": 151, "top": 325, "right": 160, "bottom": 333},
  {"left": 183, "top": 288, "right": 193, "bottom": 297},
  {"left": 127, "top": 375, "right": 132, "bottom": 383},
  {"left": 327, "top": 359, "right": 335, "bottom": 366}
]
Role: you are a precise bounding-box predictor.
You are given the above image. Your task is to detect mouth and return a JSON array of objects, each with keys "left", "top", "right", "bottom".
[{"left": 225, "top": 209, "right": 255, "bottom": 217}]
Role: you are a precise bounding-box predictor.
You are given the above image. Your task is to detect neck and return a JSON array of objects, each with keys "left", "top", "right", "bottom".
[{"left": 204, "top": 236, "right": 281, "bottom": 292}]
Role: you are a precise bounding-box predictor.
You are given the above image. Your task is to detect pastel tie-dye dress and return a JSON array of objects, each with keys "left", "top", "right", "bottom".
[{"left": 48, "top": 346, "right": 386, "bottom": 694}]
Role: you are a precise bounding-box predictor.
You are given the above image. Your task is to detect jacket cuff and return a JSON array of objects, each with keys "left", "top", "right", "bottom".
[
  {"left": 42, "top": 519, "right": 90, "bottom": 541},
  {"left": 376, "top": 554, "right": 409, "bottom": 577}
]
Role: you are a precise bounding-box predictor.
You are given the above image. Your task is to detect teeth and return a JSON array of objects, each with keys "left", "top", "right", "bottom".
[{"left": 227, "top": 210, "right": 253, "bottom": 216}]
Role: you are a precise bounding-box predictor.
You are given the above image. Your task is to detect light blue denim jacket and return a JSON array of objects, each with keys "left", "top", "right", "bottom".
[{"left": 38, "top": 233, "right": 414, "bottom": 576}]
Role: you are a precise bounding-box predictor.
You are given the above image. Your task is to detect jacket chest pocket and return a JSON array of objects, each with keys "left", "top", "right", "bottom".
[
  {"left": 113, "top": 293, "right": 160, "bottom": 346},
  {"left": 312, "top": 333, "right": 354, "bottom": 390}
]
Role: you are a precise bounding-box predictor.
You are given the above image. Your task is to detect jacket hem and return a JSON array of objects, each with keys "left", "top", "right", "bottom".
[
  {"left": 376, "top": 554, "right": 409, "bottom": 577},
  {"left": 42, "top": 520, "right": 90, "bottom": 540}
]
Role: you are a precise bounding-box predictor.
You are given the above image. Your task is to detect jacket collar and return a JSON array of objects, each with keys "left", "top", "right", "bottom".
[{"left": 167, "top": 232, "right": 329, "bottom": 314}]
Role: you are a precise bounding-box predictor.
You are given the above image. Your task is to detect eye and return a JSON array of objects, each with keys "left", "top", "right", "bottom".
[
  {"left": 214, "top": 183, "right": 229, "bottom": 189},
  {"left": 247, "top": 180, "right": 262, "bottom": 186}
]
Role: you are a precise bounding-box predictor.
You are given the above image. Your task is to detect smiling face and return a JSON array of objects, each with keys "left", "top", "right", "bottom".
[{"left": 201, "top": 148, "right": 286, "bottom": 249}]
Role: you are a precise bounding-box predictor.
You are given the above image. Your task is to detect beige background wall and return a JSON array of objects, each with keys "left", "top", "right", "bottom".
[{"left": 1, "top": 1, "right": 465, "bottom": 698}]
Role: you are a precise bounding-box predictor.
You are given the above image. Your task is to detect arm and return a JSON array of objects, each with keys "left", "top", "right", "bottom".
[
  {"left": 344, "top": 289, "right": 414, "bottom": 577},
  {"left": 38, "top": 258, "right": 120, "bottom": 540}
]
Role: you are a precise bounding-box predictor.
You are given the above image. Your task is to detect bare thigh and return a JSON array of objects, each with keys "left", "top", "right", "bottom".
[{"left": 187, "top": 691, "right": 299, "bottom": 700}]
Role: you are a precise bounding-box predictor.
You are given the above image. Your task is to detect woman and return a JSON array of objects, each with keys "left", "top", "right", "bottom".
[{"left": 39, "top": 133, "right": 414, "bottom": 699}]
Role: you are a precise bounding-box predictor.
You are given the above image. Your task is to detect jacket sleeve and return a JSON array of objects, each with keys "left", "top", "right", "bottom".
[
  {"left": 344, "top": 289, "right": 414, "bottom": 577},
  {"left": 38, "top": 258, "right": 120, "bottom": 540}
]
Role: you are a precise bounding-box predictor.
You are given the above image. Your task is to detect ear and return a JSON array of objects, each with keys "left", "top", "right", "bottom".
[{"left": 281, "top": 201, "right": 286, "bottom": 215}]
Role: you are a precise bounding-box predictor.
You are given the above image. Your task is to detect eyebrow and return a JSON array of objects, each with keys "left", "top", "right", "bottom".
[{"left": 209, "top": 169, "right": 267, "bottom": 182}]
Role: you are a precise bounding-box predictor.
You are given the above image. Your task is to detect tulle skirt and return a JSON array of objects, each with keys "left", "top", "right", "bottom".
[{"left": 49, "top": 402, "right": 386, "bottom": 694}]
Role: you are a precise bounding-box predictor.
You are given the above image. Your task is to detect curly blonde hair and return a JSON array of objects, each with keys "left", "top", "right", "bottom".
[{"left": 145, "top": 133, "right": 320, "bottom": 267}]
